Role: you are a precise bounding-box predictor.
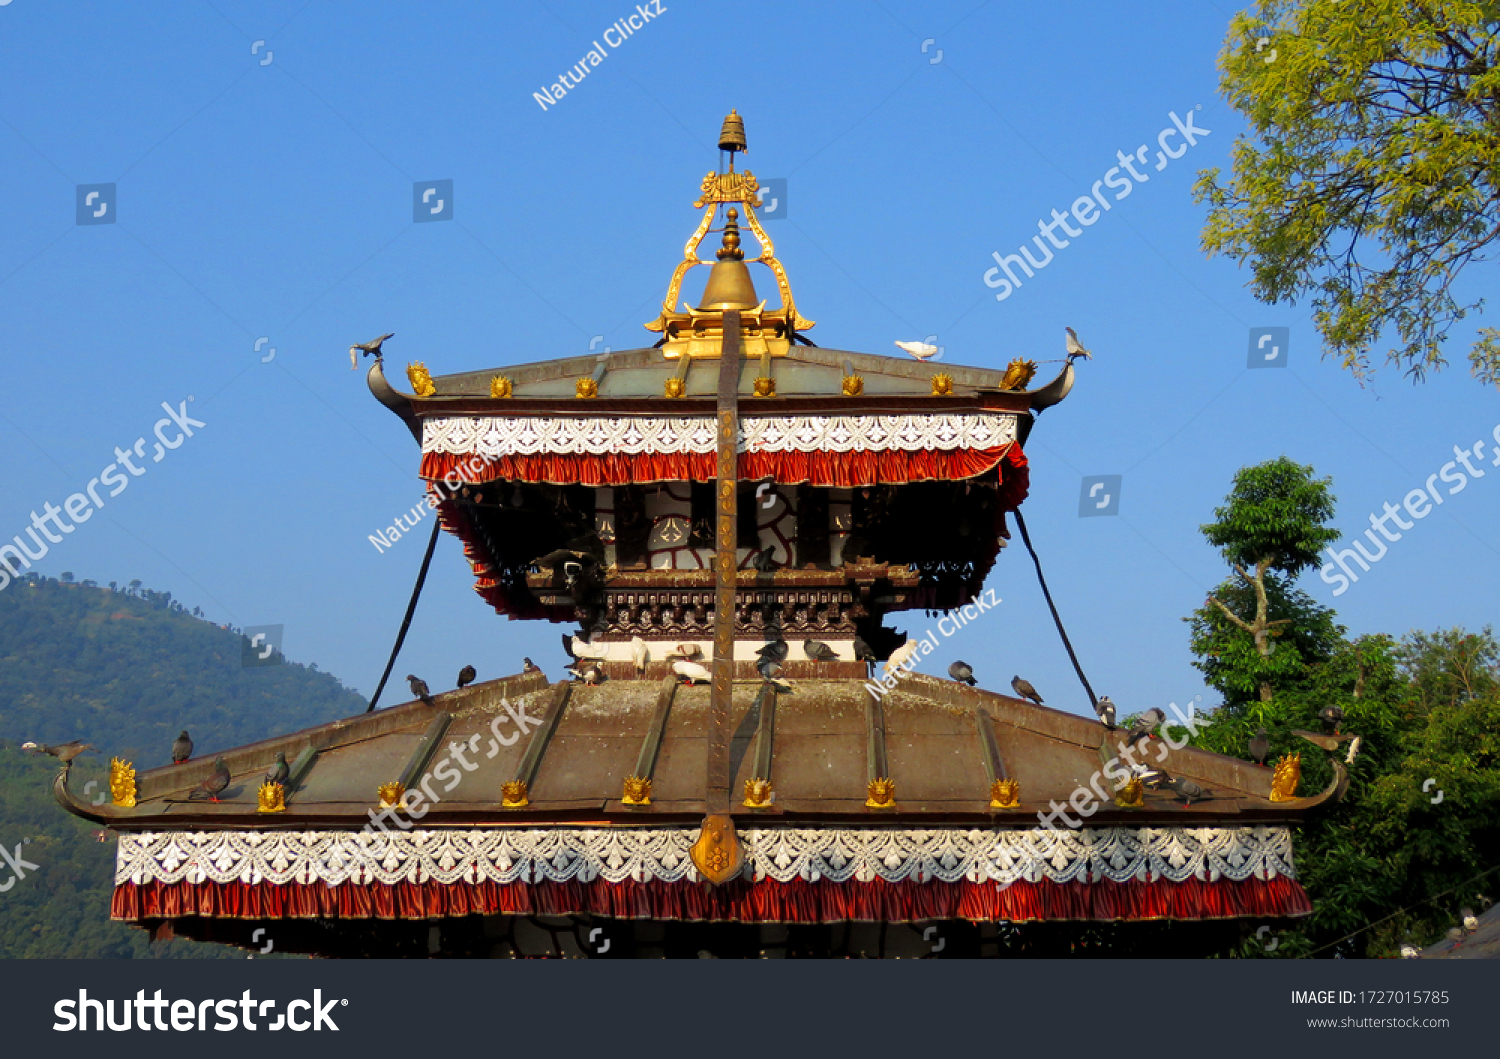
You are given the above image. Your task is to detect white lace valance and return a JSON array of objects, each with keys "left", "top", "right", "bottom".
[
  {"left": 421, "top": 413, "right": 1019, "bottom": 459},
  {"left": 116, "top": 826, "right": 1294, "bottom": 888}
]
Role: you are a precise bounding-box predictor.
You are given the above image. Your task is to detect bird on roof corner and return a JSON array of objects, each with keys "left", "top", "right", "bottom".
[
  {"left": 21, "top": 740, "right": 93, "bottom": 766},
  {"left": 895, "top": 340, "right": 939, "bottom": 361},
  {"left": 1249, "top": 728, "right": 1270, "bottom": 767},
  {"left": 1010, "top": 675, "right": 1043, "bottom": 705},
  {"left": 350, "top": 332, "right": 395, "bottom": 369},
  {"left": 1095, "top": 695, "right": 1117, "bottom": 729},
  {"left": 1319, "top": 704, "right": 1345, "bottom": 735},
  {"left": 456, "top": 664, "right": 477, "bottom": 690},
  {"left": 565, "top": 659, "right": 604, "bottom": 686},
  {"left": 407, "top": 674, "right": 434, "bottom": 705},
  {"left": 1064, "top": 327, "right": 1092, "bottom": 361},
  {"left": 172, "top": 731, "right": 193, "bottom": 764},
  {"left": 523, "top": 657, "right": 541, "bottom": 675}
]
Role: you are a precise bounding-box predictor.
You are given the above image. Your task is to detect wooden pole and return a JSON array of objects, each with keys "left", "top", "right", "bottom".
[{"left": 707, "top": 310, "right": 741, "bottom": 814}]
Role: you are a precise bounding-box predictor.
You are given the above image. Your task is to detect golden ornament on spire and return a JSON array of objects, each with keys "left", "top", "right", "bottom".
[{"left": 719, "top": 109, "right": 747, "bottom": 155}]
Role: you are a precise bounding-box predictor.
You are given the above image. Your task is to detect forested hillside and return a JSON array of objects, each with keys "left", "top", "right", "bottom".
[{"left": 0, "top": 575, "right": 366, "bottom": 958}]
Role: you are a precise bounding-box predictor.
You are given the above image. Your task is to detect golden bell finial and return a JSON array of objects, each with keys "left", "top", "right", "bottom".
[
  {"left": 698, "top": 207, "right": 758, "bottom": 310},
  {"left": 718, "top": 109, "right": 747, "bottom": 156}
]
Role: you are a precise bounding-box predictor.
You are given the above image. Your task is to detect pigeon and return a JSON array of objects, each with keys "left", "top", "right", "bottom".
[
  {"left": 672, "top": 643, "right": 705, "bottom": 661},
  {"left": 757, "top": 657, "right": 792, "bottom": 691},
  {"left": 1124, "top": 708, "right": 1166, "bottom": 746},
  {"left": 1399, "top": 943, "right": 1421, "bottom": 959},
  {"left": 20, "top": 740, "right": 93, "bottom": 764},
  {"left": 172, "top": 731, "right": 193, "bottom": 764},
  {"left": 1095, "top": 695, "right": 1116, "bottom": 729},
  {"left": 631, "top": 636, "right": 648, "bottom": 673},
  {"left": 1462, "top": 907, "right": 1479, "bottom": 933},
  {"left": 1064, "top": 326, "right": 1091, "bottom": 360},
  {"left": 1319, "top": 704, "right": 1344, "bottom": 735},
  {"left": 853, "top": 637, "right": 878, "bottom": 674},
  {"left": 756, "top": 639, "right": 789, "bottom": 664},
  {"left": 948, "top": 660, "right": 977, "bottom": 686},
  {"left": 1010, "top": 676, "right": 1043, "bottom": 705},
  {"left": 1135, "top": 764, "right": 1173, "bottom": 790},
  {"left": 803, "top": 639, "right": 838, "bottom": 662},
  {"left": 671, "top": 659, "right": 712, "bottom": 685},
  {"left": 349, "top": 332, "right": 395, "bottom": 369},
  {"left": 189, "top": 757, "right": 231, "bottom": 802},
  {"left": 752, "top": 548, "right": 778, "bottom": 573},
  {"left": 456, "top": 664, "right": 477, "bottom": 689},
  {"left": 1168, "top": 776, "right": 1209, "bottom": 806},
  {"left": 565, "top": 659, "right": 604, "bottom": 686},
  {"left": 264, "top": 751, "right": 289, "bottom": 787},
  {"left": 1249, "top": 728, "right": 1270, "bottom": 767},
  {"left": 885, "top": 639, "right": 919, "bottom": 675},
  {"left": 407, "top": 674, "right": 433, "bottom": 705},
  {"left": 570, "top": 635, "right": 609, "bottom": 661},
  {"left": 523, "top": 657, "right": 541, "bottom": 674},
  {"left": 1446, "top": 926, "right": 1466, "bottom": 946},
  {"left": 895, "top": 340, "right": 939, "bottom": 361}
]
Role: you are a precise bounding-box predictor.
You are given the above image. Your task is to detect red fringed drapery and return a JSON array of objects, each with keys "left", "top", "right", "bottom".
[
  {"left": 420, "top": 443, "right": 1030, "bottom": 502},
  {"left": 113, "top": 874, "right": 1310, "bottom": 925}
]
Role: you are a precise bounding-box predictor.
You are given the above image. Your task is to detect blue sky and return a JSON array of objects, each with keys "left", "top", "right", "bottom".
[{"left": 1, "top": 0, "right": 1496, "bottom": 724}]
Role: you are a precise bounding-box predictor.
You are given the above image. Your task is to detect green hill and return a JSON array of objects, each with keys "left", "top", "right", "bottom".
[{"left": 0, "top": 574, "right": 367, "bottom": 958}]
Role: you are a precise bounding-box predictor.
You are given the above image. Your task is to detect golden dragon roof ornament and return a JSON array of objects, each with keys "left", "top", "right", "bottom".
[{"left": 645, "top": 109, "right": 813, "bottom": 358}]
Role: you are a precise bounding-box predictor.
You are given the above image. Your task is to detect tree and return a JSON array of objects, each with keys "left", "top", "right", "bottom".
[
  {"left": 1196, "top": 1, "right": 1500, "bottom": 385},
  {"left": 59, "top": 572, "right": 73, "bottom": 584},
  {"left": 1196, "top": 457, "right": 1342, "bottom": 703}
]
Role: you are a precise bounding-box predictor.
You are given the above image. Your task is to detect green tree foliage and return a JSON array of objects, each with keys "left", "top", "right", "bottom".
[
  {"left": 1196, "top": 1, "right": 1500, "bottom": 385},
  {"left": 1197, "top": 457, "right": 1341, "bottom": 702},
  {"left": 0, "top": 575, "right": 366, "bottom": 958}
]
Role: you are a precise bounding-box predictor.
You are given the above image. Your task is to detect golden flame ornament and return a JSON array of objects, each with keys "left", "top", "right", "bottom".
[
  {"left": 377, "top": 782, "right": 405, "bottom": 809},
  {"left": 406, "top": 362, "right": 436, "bottom": 397},
  {"left": 575, "top": 377, "right": 599, "bottom": 399},
  {"left": 490, "top": 375, "right": 513, "bottom": 398},
  {"left": 743, "top": 777, "right": 773, "bottom": 807},
  {"left": 866, "top": 777, "right": 896, "bottom": 808},
  {"left": 622, "top": 776, "right": 652, "bottom": 806},
  {"left": 930, "top": 372, "right": 954, "bottom": 396},
  {"left": 1270, "top": 753, "right": 1302, "bottom": 802},
  {"left": 109, "top": 758, "right": 136, "bottom": 808},
  {"left": 989, "top": 778, "right": 1020, "bottom": 809},
  {"left": 664, "top": 376, "right": 686, "bottom": 398},
  {"left": 258, "top": 781, "right": 286, "bottom": 813},
  {"left": 998, "top": 358, "right": 1037, "bottom": 391},
  {"left": 842, "top": 374, "right": 864, "bottom": 397},
  {"left": 753, "top": 376, "right": 776, "bottom": 398},
  {"left": 1114, "top": 777, "right": 1145, "bottom": 808},
  {"left": 502, "top": 780, "right": 529, "bottom": 808}
]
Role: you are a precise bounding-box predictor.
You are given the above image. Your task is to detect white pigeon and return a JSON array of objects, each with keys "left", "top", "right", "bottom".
[
  {"left": 670, "top": 643, "right": 704, "bottom": 660},
  {"left": 671, "top": 659, "right": 712, "bottom": 685},
  {"left": 1462, "top": 907, "right": 1479, "bottom": 933},
  {"left": 1399, "top": 944, "right": 1420, "bottom": 959},
  {"left": 570, "top": 636, "right": 609, "bottom": 660},
  {"left": 883, "top": 639, "right": 920, "bottom": 675},
  {"left": 895, "top": 340, "right": 939, "bottom": 361},
  {"left": 631, "top": 636, "right": 648, "bottom": 673},
  {"left": 1064, "top": 326, "right": 1092, "bottom": 360}
]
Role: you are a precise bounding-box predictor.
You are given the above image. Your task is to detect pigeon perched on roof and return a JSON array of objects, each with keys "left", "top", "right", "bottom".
[
  {"left": 853, "top": 637, "right": 877, "bottom": 674},
  {"left": 1319, "top": 705, "right": 1344, "bottom": 735},
  {"left": 948, "top": 660, "right": 977, "bottom": 686},
  {"left": 757, "top": 658, "right": 792, "bottom": 692},
  {"left": 264, "top": 751, "right": 289, "bottom": 787},
  {"left": 1462, "top": 907, "right": 1479, "bottom": 933},
  {"left": 349, "top": 332, "right": 395, "bottom": 369},
  {"left": 1168, "top": 776, "right": 1209, "bottom": 806},
  {"left": 1095, "top": 695, "right": 1116, "bottom": 729},
  {"left": 1010, "top": 676, "right": 1043, "bottom": 705},
  {"left": 1399, "top": 943, "right": 1421, "bottom": 959},
  {"left": 672, "top": 659, "right": 712, "bottom": 685},
  {"left": 1135, "top": 764, "right": 1172, "bottom": 790},
  {"left": 172, "top": 731, "right": 193, "bottom": 765},
  {"left": 456, "top": 664, "right": 477, "bottom": 689},
  {"left": 803, "top": 639, "right": 838, "bottom": 662},
  {"left": 21, "top": 740, "right": 93, "bottom": 764},
  {"left": 631, "top": 637, "right": 648, "bottom": 673},
  {"left": 523, "top": 657, "right": 541, "bottom": 674},
  {"left": 565, "top": 659, "right": 604, "bottom": 686},
  {"left": 407, "top": 675, "right": 433, "bottom": 705},
  {"left": 752, "top": 548, "right": 778, "bottom": 573},
  {"left": 1249, "top": 728, "right": 1270, "bottom": 767},
  {"left": 1446, "top": 925, "right": 1466, "bottom": 946},
  {"left": 189, "top": 757, "right": 231, "bottom": 802},
  {"left": 1126, "top": 708, "right": 1166, "bottom": 746},
  {"left": 1064, "top": 326, "right": 1092, "bottom": 361},
  {"left": 756, "top": 639, "right": 789, "bottom": 664},
  {"left": 885, "top": 639, "right": 919, "bottom": 675},
  {"left": 672, "top": 643, "right": 705, "bottom": 661},
  {"left": 895, "top": 340, "right": 939, "bottom": 361}
]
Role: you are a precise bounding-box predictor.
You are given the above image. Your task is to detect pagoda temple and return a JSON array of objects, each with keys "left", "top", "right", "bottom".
[{"left": 54, "top": 113, "right": 1344, "bottom": 958}]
